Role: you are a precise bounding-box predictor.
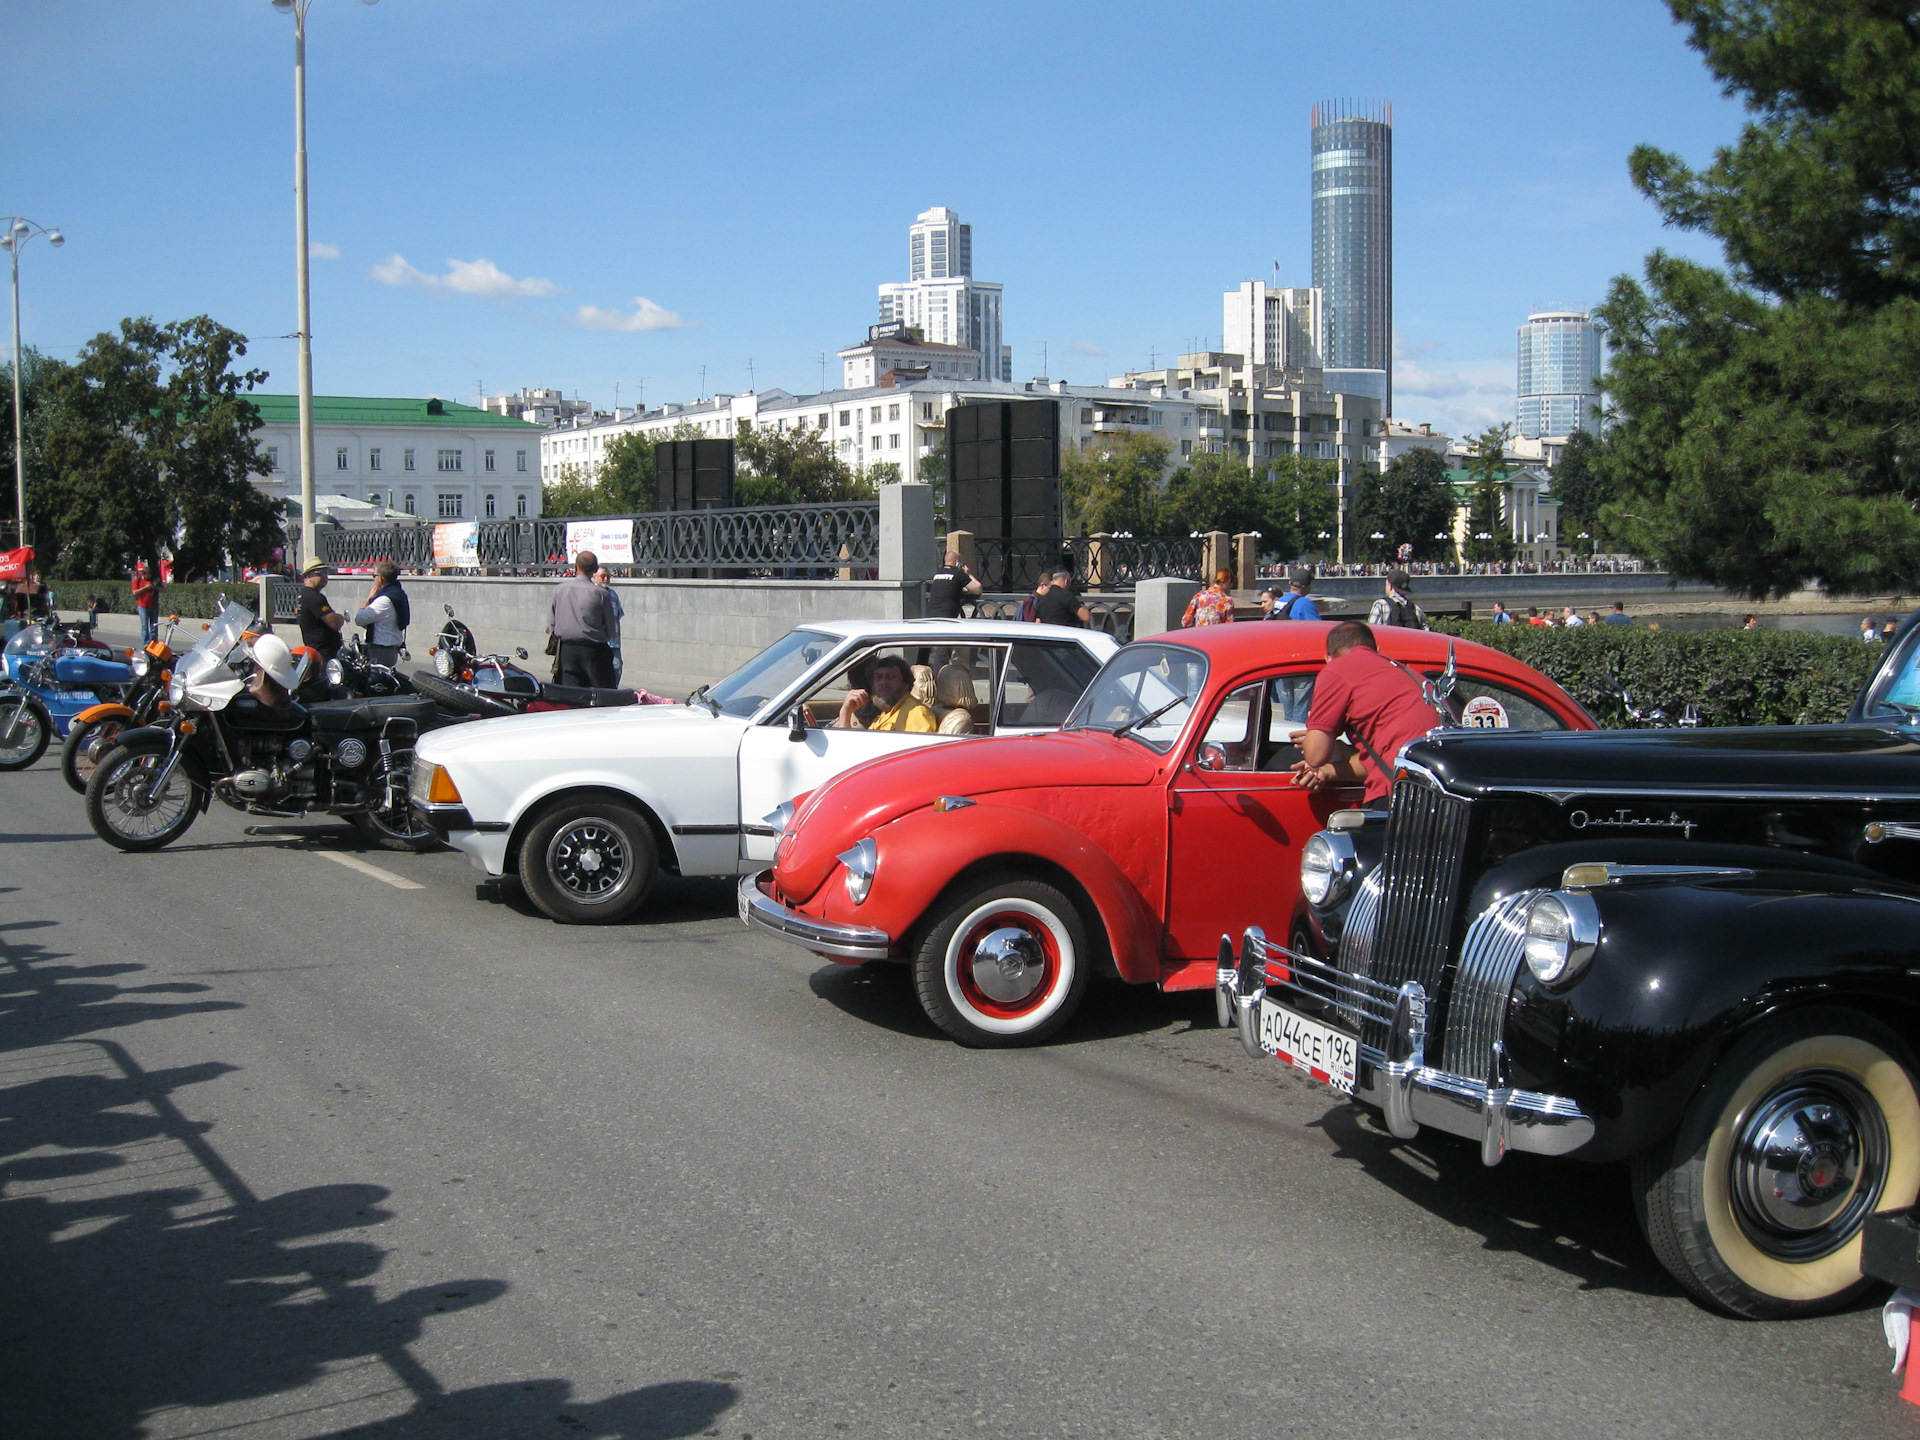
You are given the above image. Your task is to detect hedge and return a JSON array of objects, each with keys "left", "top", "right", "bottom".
[
  {"left": 1428, "top": 619, "right": 1879, "bottom": 728},
  {"left": 43, "top": 579, "right": 248, "bottom": 622}
]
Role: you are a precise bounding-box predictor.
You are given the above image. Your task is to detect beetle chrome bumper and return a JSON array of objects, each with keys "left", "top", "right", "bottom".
[
  {"left": 739, "top": 871, "right": 893, "bottom": 962},
  {"left": 1216, "top": 928, "right": 1595, "bottom": 1165}
]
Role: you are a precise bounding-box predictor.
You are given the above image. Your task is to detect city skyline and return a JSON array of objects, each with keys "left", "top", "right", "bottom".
[{"left": 3, "top": 1, "right": 1746, "bottom": 442}]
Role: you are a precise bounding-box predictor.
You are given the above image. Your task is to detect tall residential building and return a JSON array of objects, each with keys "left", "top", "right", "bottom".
[
  {"left": 1516, "top": 309, "right": 1604, "bottom": 438},
  {"left": 1223, "top": 281, "right": 1322, "bottom": 370},
  {"left": 1311, "top": 100, "right": 1393, "bottom": 413},
  {"left": 877, "top": 206, "right": 1011, "bottom": 382}
]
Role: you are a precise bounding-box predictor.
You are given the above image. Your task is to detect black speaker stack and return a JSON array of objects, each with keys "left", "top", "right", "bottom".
[
  {"left": 653, "top": 439, "right": 736, "bottom": 511},
  {"left": 946, "top": 400, "right": 1060, "bottom": 540}
]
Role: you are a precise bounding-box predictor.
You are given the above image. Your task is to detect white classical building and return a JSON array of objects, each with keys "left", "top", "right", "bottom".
[
  {"left": 876, "top": 206, "right": 1011, "bottom": 382},
  {"left": 250, "top": 395, "right": 545, "bottom": 523}
]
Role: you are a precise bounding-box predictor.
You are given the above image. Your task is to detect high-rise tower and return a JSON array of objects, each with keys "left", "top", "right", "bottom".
[
  {"left": 1516, "top": 309, "right": 1603, "bottom": 438},
  {"left": 878, "top": 206, "right": 1008, "bottom": 381},
  {"left": 1311, "top": 100, "right": 1393, "bottom": 413}
]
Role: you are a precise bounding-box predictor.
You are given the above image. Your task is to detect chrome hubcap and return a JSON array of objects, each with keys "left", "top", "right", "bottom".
[
  {"left": 551, "top": 822, "right": 627, "bottom": 900},
  {"left": 1731, "top": 1073, "right": 1887, "bottom": 1261},
  {"left": 970, "top": 926, "right": 1047, "bottom": 1005}
]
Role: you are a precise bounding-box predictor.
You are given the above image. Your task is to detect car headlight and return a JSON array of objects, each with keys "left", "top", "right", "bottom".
[
  {"left": 1523, "top": 892, "right": 1601, "bottom": 987},
  {"left": 1300, "top": 831, "right": 1356, "bottom": 909},
  {"left": 166, "top": 671, "right": 184, "bottom": 704},
  {"left": 840, "top": 837, "right": 877, "bottom": 905}
]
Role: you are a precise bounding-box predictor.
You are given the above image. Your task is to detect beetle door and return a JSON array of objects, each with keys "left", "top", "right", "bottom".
[{"left": 1161, "top": 672, "right": 1361, "bottom": 973}]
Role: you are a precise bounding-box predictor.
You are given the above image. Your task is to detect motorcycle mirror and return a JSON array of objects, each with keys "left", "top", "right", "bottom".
[
  {"left": 788, "top": 704, "right": 808, "bottom": 741},
  {"left": 400, "top": 649, "right": 411, "bottom": 661},
  {"left": 515, "top": 647, "right": 529, "bottom": 660},
  {"left": 444, "top": 603, "right": 455, "bottom": 617}
]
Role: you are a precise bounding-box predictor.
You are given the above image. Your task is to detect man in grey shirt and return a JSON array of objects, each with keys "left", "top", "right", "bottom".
[{"left": 547, "top": 550, "right": 617, "bottom": 688}]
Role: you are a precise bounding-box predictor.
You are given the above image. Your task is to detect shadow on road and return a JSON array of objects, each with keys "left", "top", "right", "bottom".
[
  {"left": 0, "top": 904, "right": 738, "bottom": 1439},
  {"left": 473, "top": 871, "right": 739, "bottom": 929}
]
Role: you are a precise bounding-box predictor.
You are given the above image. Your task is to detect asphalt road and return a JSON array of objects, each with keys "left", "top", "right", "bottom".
[{"left": 0, "top": 760, "right": 1912, "bottom": 1440}]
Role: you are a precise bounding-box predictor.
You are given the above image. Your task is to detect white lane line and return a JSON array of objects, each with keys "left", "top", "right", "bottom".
[{"left": 315, "top": 849, "right": 425, "bottom": 890}]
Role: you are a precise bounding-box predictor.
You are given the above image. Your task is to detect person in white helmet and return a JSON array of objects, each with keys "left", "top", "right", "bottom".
[{"left": 247, "top": 633, "right": 306, "bottom": 711}]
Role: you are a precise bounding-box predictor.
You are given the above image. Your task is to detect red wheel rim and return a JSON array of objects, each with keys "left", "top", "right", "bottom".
[{"left": 953, "top": 908, "right": 1062, "bottom": 1020}]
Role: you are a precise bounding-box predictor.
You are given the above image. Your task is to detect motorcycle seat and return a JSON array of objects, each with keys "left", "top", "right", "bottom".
[
  {"left": 227, "top": 696, "right": 311, "bottom": 731},
  {"left": 308, "top": 696, "right": 439, "bottom": 731},
  {"left": 540, "top": 683, "right": 638, "bottom": 708}
]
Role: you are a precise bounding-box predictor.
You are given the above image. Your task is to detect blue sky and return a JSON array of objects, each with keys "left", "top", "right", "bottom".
[{"left": 3, "top": 0, "right": 1745, "bottom": 441}]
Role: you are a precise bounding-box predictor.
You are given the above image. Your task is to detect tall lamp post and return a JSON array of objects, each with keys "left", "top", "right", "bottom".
[
  {"left": 271, "top": 0, "right": 376, "bottom": 568},
  {"left": 3, "top": 216, "right": 62, "bottom": 552}
]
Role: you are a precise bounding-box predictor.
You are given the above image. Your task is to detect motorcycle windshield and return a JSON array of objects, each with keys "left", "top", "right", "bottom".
[
  {"left": 2, "top": 624, "right": 56, "bottom": 659},
  {"left": 189, "top": 603, "right": 257, "bottom": 661}
]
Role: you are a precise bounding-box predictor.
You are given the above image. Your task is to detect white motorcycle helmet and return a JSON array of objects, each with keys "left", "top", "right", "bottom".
[{"left": 252, "top": 633, "right": 306, "bottom": 692}]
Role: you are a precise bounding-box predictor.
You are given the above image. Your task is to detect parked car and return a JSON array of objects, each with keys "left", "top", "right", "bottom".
[
  {"left": 1219, "top": 609, "right": 1920, "bottom": 1319},
  {"left": 409, "top": 619, "right": 1118, "bottom": 924},
  {"left": 742, "top": 622, "right": 1593, "bottom": 1046}
]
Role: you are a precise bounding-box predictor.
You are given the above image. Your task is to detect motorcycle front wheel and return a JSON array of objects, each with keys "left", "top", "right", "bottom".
[
  {"left": 86, "top": 740, "right": 201, "bottom": 852},
  {"left": 61, "top": 715, "right": 130, "bottom": 795},
  {"left": 0, "top": 696, "right": 51, "bottom": 771},
  {"left": 350, "top": 802, "right": 439, "bottom": 853}
]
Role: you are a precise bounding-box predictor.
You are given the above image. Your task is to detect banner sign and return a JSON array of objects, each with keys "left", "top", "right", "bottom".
[
  {"left": 565, "top": 518, "right": 634, "bottom": 565},
  {"left": 0, "top": 546, "right": 33, "bottom": 583},
  {"left": 431, "top": 521, "right": 479, "bottom": 569}
]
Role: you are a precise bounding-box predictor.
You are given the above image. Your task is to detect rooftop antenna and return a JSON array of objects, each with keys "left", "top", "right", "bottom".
[
  {"left": 613, "top": 381, "right": 620, "bottom": 411},
  {"left": 699, "top": 364, "right": 707, "bottom": 398},
  {"left": 636, "top": 376, "right": 647, "bottom": 408},
  {"left": 1148, "top": 347, "right": 1157, "bottom": 370},
  {"left": 819, "top": 352, "right": 827, "bottom": 390},
  {"left": 746, "top": 357, "right": 755, "bottom": 391},
  {"left": 1042, "top": 340, "right": 1048, "bottom": 376},
  {"left": 476, "top": 378, "right": 484, "bottom": 406}
]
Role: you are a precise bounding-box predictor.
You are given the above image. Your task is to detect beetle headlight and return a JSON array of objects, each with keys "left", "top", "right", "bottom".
[
  {"left": 765, "top": 800, "right": 796, "bottom": 835},
  {"left": 839, "top": 837, "right": 877, "bottom": 905},
  {"left": 1300, "top": 831, "right": 1355, "bottom": 909},
  {"left": 1523, "top": 892, "right": 1601, "bottom": 987}
]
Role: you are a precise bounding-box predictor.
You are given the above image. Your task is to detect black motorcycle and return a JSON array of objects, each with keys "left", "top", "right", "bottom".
[
  {"left": 84, "top": 603, "right": 463, "bottom": 853},
  {"left": 415, "top": 601, "right": 642, "bottom": 718}
]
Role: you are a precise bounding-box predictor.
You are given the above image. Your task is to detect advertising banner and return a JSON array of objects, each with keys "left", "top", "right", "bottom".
[
  {"left": 0, "top": 546, "right": 33, "bottom": 583},
  {"left": 565, "top": 518, "right": 634, "bottom": 565},
  {"left": 431, "top": 521, "right": 480, "bottom": 569}
]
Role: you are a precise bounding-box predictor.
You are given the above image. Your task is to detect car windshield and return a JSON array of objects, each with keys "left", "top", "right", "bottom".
[
  {"left": 703, "top": 628, "right": 844, "bottom": 718},
  {"left": 1861, "top": 614, "right": 1920, "bottom": 717},
  {"left": 1064, "top": 643, "right": 1208, "bottom": 752}
]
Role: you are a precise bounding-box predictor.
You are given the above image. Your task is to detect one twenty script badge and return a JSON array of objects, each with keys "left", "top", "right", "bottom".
[{"left": 1567, "top": 807, "right": 1698, "bottom": 839}]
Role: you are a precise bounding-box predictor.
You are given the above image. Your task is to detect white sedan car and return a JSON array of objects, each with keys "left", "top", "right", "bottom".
[{"left": 408, "top": 618, "right": 1118, "bottom": 923}]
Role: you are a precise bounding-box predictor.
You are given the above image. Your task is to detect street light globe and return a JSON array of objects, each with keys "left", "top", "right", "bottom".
[
  {"left": 272, "top": 0, "right": 296, "bottom": 11},
  {"left": 9, "top": 220, "right": 26, "bottom": 238},
  {"left": 46, "top": 231, "right": 62, "bottom": 248}
]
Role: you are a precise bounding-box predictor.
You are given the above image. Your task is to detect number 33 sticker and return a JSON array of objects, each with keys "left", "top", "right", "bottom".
[{"left": 1462, "top": 694, "right": 1510, "bottom": 728}]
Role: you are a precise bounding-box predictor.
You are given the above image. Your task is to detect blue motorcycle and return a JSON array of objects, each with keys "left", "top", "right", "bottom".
[{"left": 0, "top": 623, "right": 135, "bottom": 771}]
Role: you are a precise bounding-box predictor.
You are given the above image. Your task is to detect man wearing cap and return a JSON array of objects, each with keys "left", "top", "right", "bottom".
[
  {"left": 295, "top": 559, "right": 345, "bottom": 660},
  {"left": 1268, "top": 564, "right": 1321, "bottom": 621},
  {"left": 547, "top": 550, "right": 617, "bottom": 688},
  {"left": 131, "top": 562, "right": 162, "bottom": 645},
  {"left": 1367, "top": 568, "right": 1425, "bottom": 629}
]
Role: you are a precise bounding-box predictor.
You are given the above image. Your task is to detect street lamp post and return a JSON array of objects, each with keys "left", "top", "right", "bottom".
[
  {"left": 2, "top": 216, "right": 62, "bottom": 552},
  {"left": 272, "top": 0, "right": 376, "bottom": 568}
]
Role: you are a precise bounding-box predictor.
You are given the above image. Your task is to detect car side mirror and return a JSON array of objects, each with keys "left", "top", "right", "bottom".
[
  {"left": 788, "top": 704, "right": 809, "bottom": 741},
  {"left": 1195, "top": 742, "right": 1228, "bottom": 772}
]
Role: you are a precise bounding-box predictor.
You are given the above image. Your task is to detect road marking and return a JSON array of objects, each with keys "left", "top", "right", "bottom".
[{"left": 316, "top": 850, "right": 425, "bottom": 890}]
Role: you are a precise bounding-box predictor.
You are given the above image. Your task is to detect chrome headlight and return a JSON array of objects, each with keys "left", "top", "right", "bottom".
[
  {"left": 131, "top": 655, "right": 150, "bottom": 677},
  {"left": 765, "top": 800, "right": 796, "bottom": 835},
  {"left": 1523, "top": 892, "right": 1601, "bottom": 987},
  {"left": 1300, "top": 831, "right": 1356, "bottom": 909},
  {"left": 166, "top": 671, "right": 185, "bottom": 704},
  {"left": 433, "top": 649, "right": 453, "bottom": 678},
  {"left": 839, "top": 837, "right": 878, "bottom": 905},
  {"left": 325, "top": 657, "right": 344, "bottom": 687}
]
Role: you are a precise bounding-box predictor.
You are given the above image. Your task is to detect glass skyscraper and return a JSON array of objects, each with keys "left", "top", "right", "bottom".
[
  {"left": 1311, "top": 100, "right": 1393, "bottom": 413},
  {"left": 1516, "top": 310, "right": 1604, "bottom": 438}
]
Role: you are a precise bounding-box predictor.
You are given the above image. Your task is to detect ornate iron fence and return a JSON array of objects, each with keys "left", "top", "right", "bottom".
[
  {"left": 969, "top": 535, "right": 1206, "bottom": 593},
  {"left": 318, "top": 502, "right": 880, "bottom": 577},
  {"left": 970, "top": 594, "right": 1135, "bottom": 643}
]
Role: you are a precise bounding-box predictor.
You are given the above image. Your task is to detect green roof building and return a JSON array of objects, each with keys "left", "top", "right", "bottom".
[{"left": 247, "top": 394, "right": 545, "bottom": 523}]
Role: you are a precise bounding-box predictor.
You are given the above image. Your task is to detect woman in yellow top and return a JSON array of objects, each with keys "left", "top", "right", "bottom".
[
  {"left": 837, "top": 655, "right": 938, "bottom": 731},
  {"left": 1181, "top": 569, "right": 1237, "bottom": 627}
]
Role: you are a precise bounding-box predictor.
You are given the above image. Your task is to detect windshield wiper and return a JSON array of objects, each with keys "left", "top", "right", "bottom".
[
  {"left": 1111, "top": 694, "right": 1187, "bottom": 742},
  {"left": 686, "top": 683, "right": 719, "bottom": 717}
]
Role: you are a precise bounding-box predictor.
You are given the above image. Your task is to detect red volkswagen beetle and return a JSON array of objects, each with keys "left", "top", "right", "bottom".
[{"left": 741, "top": 622, "right": 1595, "bottom": 1046}]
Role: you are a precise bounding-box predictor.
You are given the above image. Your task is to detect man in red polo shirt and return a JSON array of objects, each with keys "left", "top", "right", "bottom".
[{"left": 1292, "top": 621, "right": 1443, "bottom": 806}]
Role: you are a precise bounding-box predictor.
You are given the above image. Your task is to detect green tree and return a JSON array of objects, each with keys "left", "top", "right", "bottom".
[
  {"left": 598, "top": 430, "right": 657, "bottom": 512},
  {"left": 864, "top": 461, "right": 902, "bottom": 486},
  {"left": 918, "top": 435, "right": 946, "bottom": 485},
  {"left": 733, "top": 419, "right": 871, "bottom": 505},
  {"left": 1161, "top": 450, "right": 1269, "bottom": 537},
  {"left": 541, "top": 464, "right": 603, "bottom": 517},
  {"left": 1594, "top": 0, "right": 1920, "bottom": 596},
  {"left": 1348, "top": 447, "right": 1454, "bottom": 562},
  {"left": 156, "top": 317, "right": 283, "bottom": 577},
  {"left": 1547, "top": 429, "right": 1609, "bottom": 553},
  {"left": 1061, "top": 432, "right": 1170, "bottom": 534},
  {"left": 1462, "top": 424, "right": 1516, "bottom": 563},
  {"left": 1267, "top": 454, "right": 1340, "bottom": 558},
  {"left": 0, "top": 346, "right": 65, "bottom": 549}
]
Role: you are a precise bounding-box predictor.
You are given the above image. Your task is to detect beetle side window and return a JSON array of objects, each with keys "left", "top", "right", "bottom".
[{"left": 1446, "top": 676, "right": 1571, "bottom": 730}]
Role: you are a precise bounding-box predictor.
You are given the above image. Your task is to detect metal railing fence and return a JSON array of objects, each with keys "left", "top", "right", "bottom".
[{"left": 969, "top": 535, "right": 1205, "bottom": 593}]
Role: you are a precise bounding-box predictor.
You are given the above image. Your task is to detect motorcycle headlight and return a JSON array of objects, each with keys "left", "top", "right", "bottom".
[
  {"left": 1299, "top": 831, "right": 1355, "bottom": 909},
  {"left": 325, "top": 658, "right": 344, "bottom": 687},
  {"left": 433, "top": 649, "right": 452, "bottom": 678},
  {"left": 839, "top": 837, "right": 878, "bottom": 905},
  {"left": 166, "top": 671, "right": 185, "bottom": 705},
  {"left": 1523, "top": 892, "right": 1601, "bottom": 987},
  {"left": 131, "top": 655, "right": 150, "bottom": 677}
]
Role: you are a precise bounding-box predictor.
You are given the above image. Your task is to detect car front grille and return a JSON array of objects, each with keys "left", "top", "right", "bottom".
[{"left": 1360, "top": 774, "right": 1473, "bottom": 1051}]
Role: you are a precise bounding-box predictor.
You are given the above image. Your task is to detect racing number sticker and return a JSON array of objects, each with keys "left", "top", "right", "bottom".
[{"left": 1462, "top": 694, "right": 1510, "bottom": 729}]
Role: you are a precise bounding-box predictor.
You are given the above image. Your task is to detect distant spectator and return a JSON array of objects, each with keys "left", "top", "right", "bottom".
[
  {"left": 1863, "top": 616, "right": 1883, "bottom": 642},
  {"left": 1270, "top": 564, "right": 1321, "bottom": 621},
  {"left": 85, "top": 593, "right": 101, "bottom": 630},
  {"left": 593, "top": 566, "right": 625, "bottom": 683},
  {"left": 1257, "top": 588, "right": 1280, "bottom": 618},
  {"left": 547, "top": 550, "right": 617, "bottom": 687},
  {"left": 1035, "top": 569, "right": 1092, "bottom": 628},
  {"left": 1742, "top": 614, "right": 1759, "bottom": 630},
  {"left": 131, "top": 562, "right": 161, "bottom": 644},
  {"left": 1526, "top": 606, "right": 1549, "bottom": 627},
  {"left": 1366, "top": 569, "right": 1424, "bottom": 629},
  {"left": 1182, "top": 569, "right": 1236, "bottom": 627},
  {"left": 1017, "top": 573, "right": 1051, "bottom": 624},
  {"left": 1885, "top": 619, "right": 1900, "bottom": 641},
  {"left": 1490, "top": 601, "right": 1514, "bottom": 625},
  {"left": 926, "top": 551, "right": 983, "bottom": 620},
  {"left": 1562, "top": 606, "right": 1586, "bottom": 627},
  {"left": 1603, "top": 601, "right": 1632, "bottom": 627}
]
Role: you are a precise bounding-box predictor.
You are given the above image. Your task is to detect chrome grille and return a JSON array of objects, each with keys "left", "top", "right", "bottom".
[
  {"left": 1441, "top": 891, "right": 1541, "bottom": 1079},
  {"left": 1364, "top": 776, "right": 1473, "bottom": 1050},
  {"left": 1331, "top": 869, "right": 1384, "bottom": 1030}
]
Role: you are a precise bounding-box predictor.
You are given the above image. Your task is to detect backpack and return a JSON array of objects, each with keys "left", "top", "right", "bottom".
[
  {"left": 1384, "top": 594, "right": 1426, "bottom": 630},
  {"left": 1018, "top": 594, "right": 1039, "bottom": 624}
]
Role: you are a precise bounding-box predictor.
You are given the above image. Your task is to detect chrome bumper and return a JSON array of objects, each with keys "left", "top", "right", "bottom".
[
  {"left": 738, "top": 871, "right": 893, "bottom": 962},
  {"left": 1215, "top": 928, "right": 1595, "bottom": 1165}
]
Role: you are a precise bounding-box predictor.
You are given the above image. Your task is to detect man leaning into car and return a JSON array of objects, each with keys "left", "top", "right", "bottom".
[
  {"left": 836, "top": 655, "right": 937, "bottom": 732},
  {"left": 1291, "top": 620, "right": 1442, "bottom": 807}
]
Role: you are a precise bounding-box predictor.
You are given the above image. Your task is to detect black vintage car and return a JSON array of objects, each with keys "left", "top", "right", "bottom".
[{"left": 1218, "top": 623, "right": 1920, "bottom": 1319}]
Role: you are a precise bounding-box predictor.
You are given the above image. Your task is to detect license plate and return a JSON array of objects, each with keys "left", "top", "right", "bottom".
[{"left": 1258, "top": 998, "right": 1358, "bottom": 1095}]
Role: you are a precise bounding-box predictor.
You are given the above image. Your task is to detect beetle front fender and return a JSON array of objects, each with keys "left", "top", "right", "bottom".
[{"left": 835, "top": 802, "right": 1164, "bottom": 982}]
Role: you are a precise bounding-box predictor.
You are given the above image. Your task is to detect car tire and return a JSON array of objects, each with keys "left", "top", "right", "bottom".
[
  {"left": 1631, "top": 1008, "right": 1920, "bottom": 1319},
  {"left": 518, "top": 797, "right": 657, "bottom": 924},
  {"left": 912, "top": 876, "right": 1091, "bottom": 1047}
]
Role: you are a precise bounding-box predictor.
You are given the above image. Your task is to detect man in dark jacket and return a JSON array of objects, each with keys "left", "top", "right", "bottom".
[
  {"left": 547, "top": 550, "right": 617, "bottom": 688},
  {"left": 353, "top": 562, "right": 410, "bottom": 666}
]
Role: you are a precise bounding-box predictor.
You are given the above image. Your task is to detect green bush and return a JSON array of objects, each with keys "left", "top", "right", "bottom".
[
  {"left": 45, "top": 579, "right": 249, "bottom": 622},
  {"left": 1428, "top": 619, "right": 1878, "bottom": 727}
]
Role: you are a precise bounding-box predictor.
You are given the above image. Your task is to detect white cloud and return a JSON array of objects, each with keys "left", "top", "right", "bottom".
[
  {"left": 1391, "top": 329, "right": 1516, "bottom": 439},
  {"left": 570, "top": 296, "right": 690, "bottom": 333},
  {"left": 1068, "top": 339, "right": 1106, "bottom": 358},
  {"left": 368, "top": 253, "right": 559, "bottom": 299},
  {"left": 308, "top": 241, "right": 340, "bottom": 260}
]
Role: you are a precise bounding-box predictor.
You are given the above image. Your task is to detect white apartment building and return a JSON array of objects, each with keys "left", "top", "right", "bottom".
[
  {"left": 876, "top": 206, "right": 1012, "bottom": 382},
  {"left": 482, "top": 386, "right": 594, "bottom": 427},
  {"left": 250, "top": 395, "right": 545, "bottom": 523},
  {"left": 1377, "top": 418, "right": 1451, "bottom": 471},
  {"left": 840, "top": 328, "right": 984, "bottom": 387},
  {"left": 1223, "top": 281, "right": 1323, "bottom": 369}
]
